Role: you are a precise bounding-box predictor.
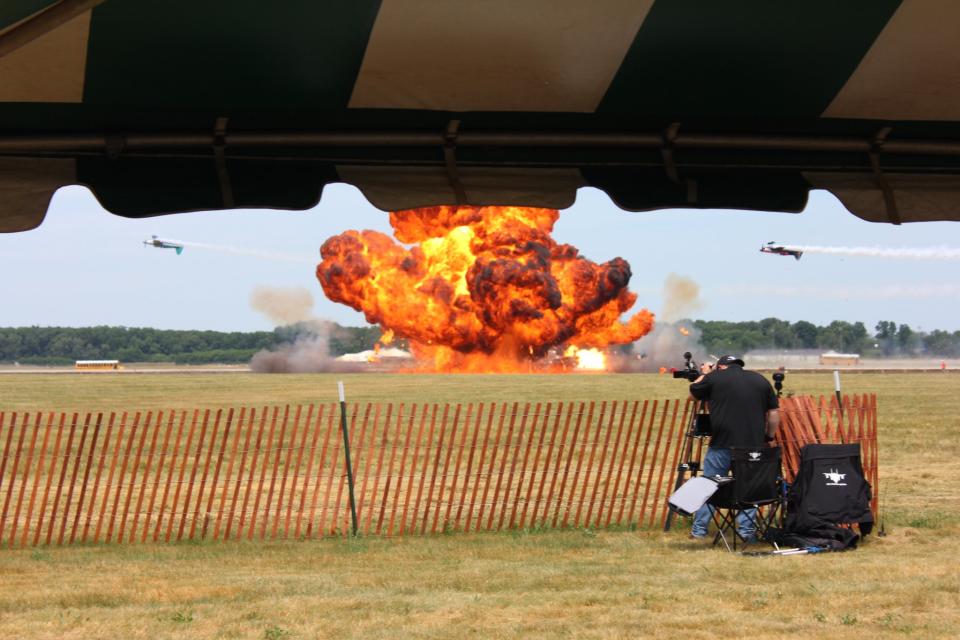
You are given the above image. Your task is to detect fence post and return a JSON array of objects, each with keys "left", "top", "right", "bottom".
[{"left": 338, "top": 382, "right": 359, "bottom": 537}]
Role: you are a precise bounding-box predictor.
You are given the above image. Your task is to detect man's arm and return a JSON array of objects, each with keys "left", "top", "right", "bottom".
[
  {"left": 765, "top": 408, "right": 780, "bottom": 440},
  {"left": 688, "top": 363, "right": 714, "bottom": 400}
]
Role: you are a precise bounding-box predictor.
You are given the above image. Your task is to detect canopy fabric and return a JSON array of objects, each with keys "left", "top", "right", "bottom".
[{"left": 2, "top": 0, "right": 960, "bottom": 231}]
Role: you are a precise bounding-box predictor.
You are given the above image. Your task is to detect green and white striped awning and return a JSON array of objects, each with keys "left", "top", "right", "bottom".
[{"left": 2, "top": 0, "right": 960, "bottom": 231}]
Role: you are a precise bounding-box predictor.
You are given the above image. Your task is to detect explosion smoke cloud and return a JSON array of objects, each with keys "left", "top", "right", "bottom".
[{"left": 317, "top": 206, "right": 654, "bottom": 372}]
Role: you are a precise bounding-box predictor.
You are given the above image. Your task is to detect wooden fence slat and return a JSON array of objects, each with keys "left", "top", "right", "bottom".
[
  {"left": 142, "top": 411, "right": 174, "bottom": 543},
  {"left": 35, "top": 414, "right": 66, "bottom": 546},
  {"left": 608, "top": 401, "right": 639, "bottom": 527},
  {"left": 166, "top": 410, "right": 198, "bottom": 542},
  {"left": 70, "top": 412, "right": 103, "bottom": 544},
  {"left": 541, "top": 403, "right": 571, "bottom": 528},
  {"left": 577, "top": 402, "right": 606, "bottom": 528},
  {"left": 176, "top": 409, "right": 209, "bottom": 542},
  {"left": 430, "top": 404, "right": 458, "bottom": 534},
  {"left": 376, "top": 404, "right": 403, "bottom": 535},
  {"left": 10, "top": 413, "right": 41, "bottom": 547},
  {"left": 118, "top": 412, "right": 149, "bottom": 543},
  {"left": 0, "top": 413, "right": 8, "bottom": 497},
  {"left": 131, "top": 411, "right": 160, "bottom": 544},
  {"left": 520, "top": 403, "right": 550, "bottom": 529},
  {"left": 283, "top": 405, "right": 309, "bottom": 538},
  {"left": 48, "top": 412, "right": 79, "bottom": 545},
  {"left": 637, "top": 401, "right": 665, "bottom": 527},
  {"left": 659, "top": 399, "right": 691, "bottom": 529},
  {"left": 622, "top": 400, "right": 651, "bottom": 525},
  {"left": 658, "top": 400, "right": 687, "bottom": 528},
  {"left": 0, "top": 413, "right": 15, "bottom": 524},
  {"left": 432, "top": 403, "right": 461, "bottom": 533},
  {"left": 389, "top": 404, "right": 419, "bottom": 537},
  {"left": 58, "top": 413, "right": 93, "bottom": 545},
  {"left": 330, "top": 402, "right": 370, "bottom": 535},
  {"left": 650, "top": 400, "right": 680, "bottom": 527},
  {"left": 93, "top": 413, "right": 122, "bottom": 544},
  {"left": 248, "top": 406, "right": 276, "bottom": 541},
  {"left": 274, "top": 405, "right": 301, "bottom": 539},
  {"left": 355, "top": 403, "right": 380, "bottom": 535},
  {"left": 444, "top": 403, "right": 472, "bottom": 532},
  {"left": 191, "top": 409, "right": 222, "bottom": 540},
  {"left": 316, "top": 404, "right": 343, "bottom": 537},
  {"left": 468, "top": 403, "right": 497, "bottom": 533},
  {"left": 597, "top": 401, "right": 627, "bottom": 528},
  {"left": 155, "top": 411, "right": 186, "bottom": 542},
  {"left": 295, "top": 405, "right": 323, "bottom": 539},
  {"left": 219, "top": 408, "right": 247, "bottom": 541},
  {"left": 586, "top": 402, "right": 616, "bottom": 527},
  {"left": 112, "top": 412, "right": 142, "bottom": 544},
  {"left": 0, "top": 413, "right": 27, "bottom": 545},
  {"left": 531, "top": 403, "right": 561, "bottom": 528},
  {"left": 262, "top": 405, "right": 289, "bottom": 540},
  {"left": 22, "top": 413, "right": 53, "bottom": 547},
  {"left": 456, "top": 404, "right": 485, "bottom": 531},
  {"left": 552, "top": 402, "right": 582, "bottom": 528},
  {"left": 367, "top": 404, "right": 393, "bottom": 534},
  {"left": 509, "top": 403, "right": 536, "bottom": 530},
  {"left": 565, "top": 402, "right": 595, "bottom": 528},
  {"left": 410, "top": 404, "right": 437, "bottom": 535},
  {"left": 647, "top": 401, "right": 676, "bottom": 527},
  {"left": 232, "top": 407, "right": 267, "bottom": 540},
  {"left": 304, "top": 405, "right": 332, "bottom": 539},
  {"left": 204, "top": 408, "right": 235, "bottom": 540},
  {"left": 488, "top": 403, "right": 517, "bottom": 531},
  {"left": 499, "top": 402, "right": 527, "bottom": 531}
]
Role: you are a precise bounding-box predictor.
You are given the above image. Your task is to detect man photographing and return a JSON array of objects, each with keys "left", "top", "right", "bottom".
[{"left": 688, "top": 355, "right": 780, "bottom": 541}]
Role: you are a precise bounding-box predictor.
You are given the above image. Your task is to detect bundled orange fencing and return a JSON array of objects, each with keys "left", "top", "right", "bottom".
[
  {"left": 0, "top": 395, "right": 878, "bottom": 547},
  {"left": 776, "top": 394, "right": 880, "bottom": 516}
]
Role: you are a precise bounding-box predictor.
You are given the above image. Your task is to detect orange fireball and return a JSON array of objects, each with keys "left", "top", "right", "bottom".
[{"left": 317, "top": 206, "right": 654, "bottom": 372}]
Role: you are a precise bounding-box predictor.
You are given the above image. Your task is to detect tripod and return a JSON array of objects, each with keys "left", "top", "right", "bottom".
[{"left": 663, "top": 399, "right": 710, "bottom": 532}]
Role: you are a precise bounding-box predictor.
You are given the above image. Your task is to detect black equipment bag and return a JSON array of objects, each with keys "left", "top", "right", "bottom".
[{"left": 786, "top": 443, "right": 873, "bottom": 535}]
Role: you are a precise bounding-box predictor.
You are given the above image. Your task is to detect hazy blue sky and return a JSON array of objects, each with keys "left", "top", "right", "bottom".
[{"left": 1, "top": 184, "right": 958, "bottom": 332}]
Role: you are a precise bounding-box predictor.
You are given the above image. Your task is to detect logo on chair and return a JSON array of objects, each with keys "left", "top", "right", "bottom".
[
  {"left": 748, "top": 451, "right": 761, "bottom": 461},
  {"left": 823, "top": 469, "right": 847, "bottom": 486}
]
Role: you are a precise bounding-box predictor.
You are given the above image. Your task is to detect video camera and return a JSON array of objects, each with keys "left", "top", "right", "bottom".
[{"left": 672, "top": 351, "right": 701, "bottom": 382}]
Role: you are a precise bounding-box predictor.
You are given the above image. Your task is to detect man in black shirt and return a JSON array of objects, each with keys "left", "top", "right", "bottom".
[{"left": 688, "top": 355, "right": 780, "bottom": 540}]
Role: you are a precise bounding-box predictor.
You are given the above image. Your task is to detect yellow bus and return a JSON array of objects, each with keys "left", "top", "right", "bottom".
[{"left": 74, "top": 360, "right": 123, "bottom": 371}]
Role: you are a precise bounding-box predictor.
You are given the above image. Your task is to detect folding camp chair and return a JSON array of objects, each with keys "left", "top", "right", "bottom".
[{"left": 708, "top": 446, "right": 783, "bottom": 551}]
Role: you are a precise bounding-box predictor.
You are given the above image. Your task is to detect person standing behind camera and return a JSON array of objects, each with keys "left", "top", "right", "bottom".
[{"left": 688, "top": 355, "right": 780, "bottom": 541}]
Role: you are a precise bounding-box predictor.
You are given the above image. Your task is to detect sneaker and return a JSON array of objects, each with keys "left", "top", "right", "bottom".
[{"left": 689, "top": 532, "right": 707, "bottom": 540}]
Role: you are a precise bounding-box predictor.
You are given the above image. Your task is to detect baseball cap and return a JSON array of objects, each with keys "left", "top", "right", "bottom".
[{"left": 717, "top": 355, "right": 745, "bottom": 367}]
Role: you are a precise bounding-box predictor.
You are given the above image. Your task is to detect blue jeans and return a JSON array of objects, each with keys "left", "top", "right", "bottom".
[{"left": 691, "top": 447, "right": 757, "bottom": 540}]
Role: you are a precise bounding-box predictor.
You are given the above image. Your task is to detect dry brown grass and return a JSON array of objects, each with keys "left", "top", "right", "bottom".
[{"left": 0, "top": 371, "right": 957, "bottom": 639}]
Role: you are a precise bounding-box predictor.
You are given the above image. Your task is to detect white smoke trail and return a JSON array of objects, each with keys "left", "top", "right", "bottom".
[
  {"left": 175, "top": 240, "right": 314, "bottom": 265},
  {"left": 788, "top": 245, "right": 960, "bottom": 261}
]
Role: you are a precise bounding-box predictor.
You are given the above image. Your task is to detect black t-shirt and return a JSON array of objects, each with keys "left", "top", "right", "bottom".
[{"left": 689, "top": 365, "right": 779, "bottom": 448}]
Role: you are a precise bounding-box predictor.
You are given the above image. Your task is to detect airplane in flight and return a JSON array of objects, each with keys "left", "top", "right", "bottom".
[
  {"left": 143, "top": 235, "right": 184, "bottom": 255},
  {"left": 760, "top": 241, "right": 803, "bottom": 260}
]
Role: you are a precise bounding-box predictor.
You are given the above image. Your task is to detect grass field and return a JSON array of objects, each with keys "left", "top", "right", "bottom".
[{"left": 0, "top": 371, "right": 958, "bottom": 639}]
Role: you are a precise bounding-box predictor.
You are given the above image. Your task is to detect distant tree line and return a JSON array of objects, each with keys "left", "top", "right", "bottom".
[
  {"left": 1, "top": 319, "right": 957, "bottom": 365},
  {"left": 0, "top": 324, "right": 382, "bottom": 365},
  {"left": 692, "top": 318, "right": 960, "bottom": 358}
]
